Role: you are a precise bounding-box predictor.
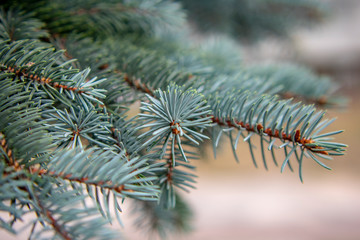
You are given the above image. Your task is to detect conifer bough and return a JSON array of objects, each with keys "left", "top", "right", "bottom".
[{"left": 0, "top": 1, "right": 347, "bottom": 239}]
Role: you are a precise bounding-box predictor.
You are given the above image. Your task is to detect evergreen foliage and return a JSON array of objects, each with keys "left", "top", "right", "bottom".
[
  {"left": 0, "top": 0, "right": 347, "bottom": 239},
  {"left": 179, "top": 0, "right": 325, "bottom": 40}
]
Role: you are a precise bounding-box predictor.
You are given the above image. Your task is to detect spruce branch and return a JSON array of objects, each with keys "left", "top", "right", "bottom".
[
  {"left": 208, "top": 89, "right": 346, "bottom": 180},
  {"left": 35, "top": 196, "right": 72, "bottom": 240},
  {"left": 10, "top": 0, "right": 185, "bottom": 37},
  {"left": 30, "top": 179, "right": 119, "bottom": 240},
  {"left": 0, "top": 164, "right": 34, "bottom": 235},
  {"left": 125, "top": 76, "right": 346, "bottom": 181},
  {"left": 45, "top": 105, "right": 114, "bottom": 150},
  {"left": 0, "top": 76, "right": 53, "bottom": 168},
  {"left": 57, "top": 34, "right": 339, "bottom": 108},
  {"left": 135, "top": 84, "right": 206, "bottom": 207},
  {"left": 0, "top": 165, "right": 119, "bottom": 239},
  {"left": 0, "top": 8, "right": 49, "bottom": 42},
  {"left": 245, "top": 63, "right": 339, "bottom": 107},
  {"left": 122, "top": 65, "right": 346, "bottom": 180},
  {"left": 44, "top": 148, "right": 160, "bottom": 201},
  {"left": 113, "top": 36, "right": 338, "bottom": 107},
  {"left": 0, "top": 1, "right": 349, "bottom": 238},
  {"left": 0, "top": 39, "right": 161, "bottom": 236},
  {"left": 69, "top": 0, "right": 186, "bottom": 32},
  {"left": 40, "top": 147, "right": 161, "bottom": 225},
  {"left": 179, "top": 0, "right": 325, "bottom": 39},
  {"left": 156, "top": 143, "right": 198, "bottom": 208},
  {"left": 138, "top": 84, "right": 212, "bottom": 164},
  {"left": 53, "top": 37, "right": 135, "bottom": 114},
  {"left": 0, "top": 40, "right": 107, "bottom": 107}
]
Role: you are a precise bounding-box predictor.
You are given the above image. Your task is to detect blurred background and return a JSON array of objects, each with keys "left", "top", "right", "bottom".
[{"left": 121, "top": 0, "right": 360, "bottom": 239}]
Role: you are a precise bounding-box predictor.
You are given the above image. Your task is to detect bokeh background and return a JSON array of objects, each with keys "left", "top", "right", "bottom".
[{"left": 1, "top": 0, "right": 359, "bottom": 239}]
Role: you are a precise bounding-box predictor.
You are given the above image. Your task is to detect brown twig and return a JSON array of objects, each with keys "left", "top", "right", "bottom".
[
  {"left": 123, "top": 73, "right": 154, "bottom": 97},
  {"left": 3, "top": 65, "right": 84, "bottom": 93},
  {"left": 211, "top": 117, "right": 328, "bottom": 155},
  {"left": 35, "top": 169, "right": 134, "bottom": 194},
  {"left": 36, "top": 197, "right": 72, "bottom": 240},
  {"left": 166, "top": 145, "right": 175, "bottom": 184}
]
